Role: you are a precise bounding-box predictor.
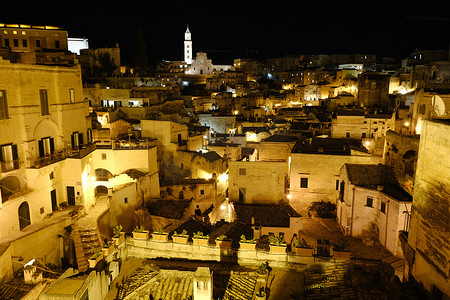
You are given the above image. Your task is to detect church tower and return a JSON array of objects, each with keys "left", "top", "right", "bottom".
[{"left": 184, "top": 25, "right": 192, "bottom": 64}]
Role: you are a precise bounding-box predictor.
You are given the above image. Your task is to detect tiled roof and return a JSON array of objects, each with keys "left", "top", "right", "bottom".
[
  {"left": 344, "top": 164, "right": 412, "bottom": 202},
  {"left": 148, "top": 200, "right": 191, "bottom": 219},
  {"left": 168, "top": 218, "right": 210, "bottom": 240},
  {"left": 293, "top": 138, "right": 368, "bottom": 155},
  {"left": 345, "top": 164, "right": 398, "bottom": 186},
  {"left": 233, "top": 203, "right": 294, "bottom": 227}
]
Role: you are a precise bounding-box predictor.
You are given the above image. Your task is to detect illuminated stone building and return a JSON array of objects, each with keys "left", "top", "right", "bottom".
[
  {"left": 357, "top": 72, "right": 390, "bottom": 109},
  {"left": 402, "top": 119, "right": 450, "bottom": 298},
  {"left": 0, "top": 23, "right": 68, "bottom": 52}
]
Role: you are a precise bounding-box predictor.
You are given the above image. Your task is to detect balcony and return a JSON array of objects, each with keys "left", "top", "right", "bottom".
[{"left": 27, "top": 140, "right": 156, "bottom": 168}]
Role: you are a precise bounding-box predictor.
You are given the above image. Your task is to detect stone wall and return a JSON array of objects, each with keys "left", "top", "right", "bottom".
[
  {"left": 407, "top": 119, "right": 450, "bottom": 296},
  {"left": 125, "top": 238, "right": 319, "bottom": 271}
]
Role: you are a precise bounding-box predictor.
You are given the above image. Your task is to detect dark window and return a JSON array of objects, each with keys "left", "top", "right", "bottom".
[
  {"left": 300, "top": 177, "right": 308, "bottom": 188},
  {"left": 239, "top": 168, "right": 246, "bottom": 175},
  {"left": 335, "top": 180, "right": 339, "bottom": 190},
  {"left": 345, "top": 132, "right": 351, "bottom": 138},
  {"left": 101, "top": 153, "right": 107, "bottom": 160},
  {"left": 49, "top": 172, "right": 54, "bottom": 179},
  {"left": 366, "top": 197, "right": 373, "bottom": 207},
  {"left": 4, "top": 38, "right": 9, "bottom": 47},
  {"left": 200, "top": 189, "right": 205, "bottom": 195},
  {"left": 35, "top": 39, "right": 41, "bottom": 47},
  {"left": 22, "top": 39, "right": 27, "bottom": 47},
  {"left": 55, "top": 40, "right": 60, "bottom": 48},
  {"left": 380, "top": 201, "right": 386, "bottom": 213},
  {"left": 124, "top": 197, "right": 128, "bottom": 204},
  {"left": 40, "top": 89, "right": 49, "bottom": 115},
  {"left": 0, "top": 90, "right": 9, "bottom": 119},
  {"left": 13, "top": 39, "right": 18, "bottom": 47},
  {"left": 362, "top": 132, "right": 366, "bottom": 138}
]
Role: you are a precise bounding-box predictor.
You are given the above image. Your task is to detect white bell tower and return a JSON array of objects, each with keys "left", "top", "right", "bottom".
[{"left": 184, "top": 25, "right": 192, "bottom": 64}]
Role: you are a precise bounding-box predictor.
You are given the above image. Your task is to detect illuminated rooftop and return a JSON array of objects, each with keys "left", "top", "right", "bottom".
[{"left": 0, "top": 23, "right": 63, "bottom": 30}]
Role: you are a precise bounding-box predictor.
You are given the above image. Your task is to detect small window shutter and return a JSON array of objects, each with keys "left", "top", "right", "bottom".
[
  {"left": 12, "top": 144, "right": 19, "bottom": 168},
  {"left": 38, "top": 140, "right": 44, "bottom": 157},
  {"left": 78, "top": 133, "right": 83, "bottom": 146},
  {"left": 71, "top": 134, "right": 75, "bottom": 148},
  {"left": 50, "top": 138, "right": 55, "bottom": 153}
]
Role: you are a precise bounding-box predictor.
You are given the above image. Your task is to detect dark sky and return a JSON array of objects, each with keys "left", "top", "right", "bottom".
[{"left": 2, "top": 1, "right": 450, "bottom": 65}]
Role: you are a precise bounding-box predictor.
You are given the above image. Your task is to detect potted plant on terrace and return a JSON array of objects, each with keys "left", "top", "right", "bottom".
[
  {"left": 239, "top": 234, "right": 256, "bottom": 251},
  {"left": 332, "top": 237, "right": 351, "bottom": 260},
  {"left": 215, "top": 235, "right": 232, "bottom": 248},
  {"left": 268, "top": 234, "right": 287, "bottom": 254},
  {"left": 293, "top": 237, "right": 314, "bottom": 256},
  {"left": 172, "top": 230, "right": 189, "bottom": 244},
  {"left": 102, "top": 240, "right": 115, "bottom": 256},
  {"left": 112, "top": 225, "right": 125, "bottom": 246},
  {"left": 88, "top": 247, "right": 104, "bottom": 268},
  {"left": 152, "top": 228, "right": 169, "bottom": 242},
  {"left": 192, "top": 231, "right": 209, "bottom": 246},
  {"left": 132, "top": 225, "right": 150, "bottom": 240},
  {"left": 256, "top": 262, "right": 269, "bottom": 278}
]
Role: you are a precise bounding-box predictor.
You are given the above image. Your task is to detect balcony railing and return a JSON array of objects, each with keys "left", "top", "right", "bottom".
[{"left": 28, "top": 140, "right": 156, "bottom": 168}]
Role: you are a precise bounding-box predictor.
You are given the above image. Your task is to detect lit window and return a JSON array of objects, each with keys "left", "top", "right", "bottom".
[{"left": 69, "top": 88, "right": 75, "bottom": 103}]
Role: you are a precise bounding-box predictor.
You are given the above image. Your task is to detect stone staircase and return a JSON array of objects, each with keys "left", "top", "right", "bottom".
[
  {"left": 223, "top": 272, "right": 257, "bottom": 300},
  {"left": 72, "top": 224, "right": 102, "bottom": 272},
  {"left": 382, "top": 255, "right": 405, "bottom": 279}
]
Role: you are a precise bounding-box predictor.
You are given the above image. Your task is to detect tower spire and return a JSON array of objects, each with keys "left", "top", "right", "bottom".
[{"left": 184, "top": 24, "right": 192, "bottom": 64}]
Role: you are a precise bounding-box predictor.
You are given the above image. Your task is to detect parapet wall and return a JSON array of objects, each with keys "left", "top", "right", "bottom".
[{"left": 124, "top": 237, "right": 332, "bottom": 271}]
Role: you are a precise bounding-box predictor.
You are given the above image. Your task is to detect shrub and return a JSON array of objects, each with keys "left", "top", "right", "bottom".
[
  {"left": 134, "top": 225, "right": 146, "bottom": 232},
  {"left": 308, "top": 201, "right": 336, "bottom": 218},
  {"left": 113, "top": 225, "right": 123, "bottom": 237}
]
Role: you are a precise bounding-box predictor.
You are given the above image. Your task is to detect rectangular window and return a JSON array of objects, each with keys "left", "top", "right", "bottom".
[
  {"left": 300, "top": 177, "right": 309, "bottom": 188},
  {"left": 55, "top": 40, "right": 60, "bottom": 48},
  {"left": 69, "top": 88, "right": 75, "bottom": 103},
  {"left": 239, "top": 168, "right": 246, "bottom": 175},
  {"left": 35, "top": 39, "right": 41, "bottom": 47},
  {"left": 101, "top": 153, "right": 107, "bottom": 160},
  {"left": 200, "top": 189, "right": 205, "bottom": 195},
  {"left": 4, "top": 38, "right": 9, "bottom": 47},
  {"left": 336, "top": 180, "right": 339, "bottom": 190},
  {"left": 22, "top": 39, "right": 27, "bottom": 47},
  {"left": 0, "top": 143, "right": 19, "bottom": 172},
  {"left": 380, "top": 201, "right": 386, "bottom": 213},
  {"left": 0, "top": 90, "right": 9, "bottom": 119},
  {"left": 40, "top": 89, "right": 49, "bottom": 115},
  {"left": 38, "top": 137, "right": 54, "bottom": 157},
  {"left": 13, "top": 39, "right": 19, "bottom": 47},
  {"left": 124, "top": 197, "right": 128, "bottom": 204},
  {"left": 366, "top": 197, "right": 373, "bottom": 207},
  {"left": 345, "top": 132, "right": 351, "bottom": 138},
  {"left": 362, "top": 132, "right": 367, "bottom": 138}
]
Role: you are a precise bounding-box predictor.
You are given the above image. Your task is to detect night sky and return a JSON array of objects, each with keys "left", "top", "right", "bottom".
[{"left": 2, "top": 1, "right": 450, "bottom": 65}]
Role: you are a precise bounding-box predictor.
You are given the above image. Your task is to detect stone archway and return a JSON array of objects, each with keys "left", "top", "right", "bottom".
[
  {"left": 94, "top": 185, "right": 108, "bottom": 197},
  {"left": 94, "top": 168, "right": 113, "bottom": 181},
  {"left": 0, "top": 175, "right": 27, "bottom": 203},
  {"left": 18, "top": 201, "right": 31, "bottom": 230}
]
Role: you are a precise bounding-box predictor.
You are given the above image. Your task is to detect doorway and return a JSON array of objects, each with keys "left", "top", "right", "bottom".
[
  {"left": 67, "top": 186, "right": 75, "bottom": 206},
  {"left": 18, "top": 201, "right": 31, "bottom": 230},
  {"left": 51, "top": 189, "right": 57, "bottom": 211}
]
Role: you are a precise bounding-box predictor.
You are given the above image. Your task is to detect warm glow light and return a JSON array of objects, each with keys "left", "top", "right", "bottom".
[
  {"left": 218, "top": 173, "right": 228, "bottom": 182},
  {"left": 404, "top": 122, "right": 409, "bottom": 127},
  {"left": 365, "top": 141, "right": 370, "bottom": 147},
  {"left": 286, "top": 194, "right": 291, "bottom": 200},
  {"left": 91, "top": 176, "right": 96, "bottom": 181}
]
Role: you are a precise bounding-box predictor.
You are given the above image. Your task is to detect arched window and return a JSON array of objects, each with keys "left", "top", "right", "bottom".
[{"left": 94, "top": 168, "right": 113, "bottom": 181}]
